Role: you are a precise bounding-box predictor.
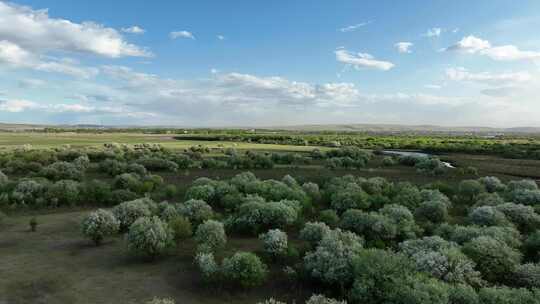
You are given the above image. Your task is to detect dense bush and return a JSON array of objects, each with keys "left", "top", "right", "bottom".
[
  {"left": 177, "top": 199, "right": 213, "bottom": 225},
  {"left": 168, "top": 216, "right": 192, "bottom": 242},
  {"left": 330, "top": 183, "right": 370, "bottom": 212},
  {"left": 399, "top": 236, "right": 482, "bottom": 286},
  {"left": 45, "top": 180, "right": 81, "bottom": 207},
  {"left": 478, "top": 176, "right": 506, "bottom": 193},
  {"left": 112, "top": 198, "right": 153, "bottom": 231},
  {"left": 137, "top": 157, "right": 179, "bottom": 172},
  {"left": 512, "top": 263, "right": 540, "bottom": 288},
  {"left": 259, "top": 229, "right": 288, "bottom": 257},
  {"left": 468, "top": 206, "right": 511, "bottom": 227},
  {"left": 300, "top": 222, "right": 331, "bottom": 247},
  {"left": 195, "top": 251, "right": 220, "bottom": 282},
  {"left": 231, "top": 199, "right": 299, "bottom": 233},
  {"left": 81, "top": 209, "right": 120, "bottom": 245},
  {"left": 126, "top": 216, "right": 174, "bottom": 258},
  {"left": 222, "top": 251, "right": 268, "bottom": 288},
  {"left": 40, "top": 161, "right": 84, "bottom": 181},
  {"left": 458, "top": 180, "right": 485, "bottom": 203},
  {"left": 304, "top": 228, "right": 363, "bottom": 287},
  {"left": 463, "top": 236, "right": 522, "bottom": 283},
  {"left": 194, "top": 220, "right": 226, "bottom": 252}
]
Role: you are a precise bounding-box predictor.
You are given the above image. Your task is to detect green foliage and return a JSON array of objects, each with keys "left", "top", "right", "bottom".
[
  {"left": 304, "top": 228, "right": 363, "bottom": 287},
  {"left": 81, "top": 209, "right": 120, "bottom": 245},
  {"left": 330, "top": 183, "right": 370, "bottom": 212},
  {"left": 168, "top": 216, "right": 192, "bottom": 242},
  {"left": 463, "top": 236, "right": 522, "bottom": 283},
  {"left": 468, "top": 206, "right": 511, "bottom": 227},
  {"left": 319, "top": 209, "right": 340, "bottom": 227},
  {"left": 112, "top": 198, "right": 153, "bottom": 231},
  {"left": 126, "top": 216, "right": 173, "bottom": 258},
  {"left": 512, "top": 263, "right": 540, "bottom": 288},
  {"left": 300, "top": 222, "right": 331, "bottom": 247},
  {"left": 222, "top": 251, "right": 268, "bottom": 288},
  {"left": 45, "top": 180, "right": 81, "bottom": 207},
  {"left": 259, "top": 229, "right": 288, "bottom": 257},
  {"left": 195, "top": 251, "right": 220, "bottom": 282},
  {"left": 194, "top": 220, "right": 226, "bottom": 252},
  {"left": 458, "top": 180, "right": 485, "bottom": 202},
  {"left": 177, "top": 199, "right": 213, "bottom": 225}
]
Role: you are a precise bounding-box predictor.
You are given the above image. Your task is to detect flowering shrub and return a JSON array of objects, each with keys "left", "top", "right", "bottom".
[
  {"left": 81, "top": 209, "right": 120, "bottom": 245},
  {"left": 112, "top": 198, "right": 153, "bottom": 231},
  {"left": 195, "top": 252, "right": 220, "bottom": 282},
  {"left": 304, "top": 229, "right": 363, "bottom": 286},
  {"left": 259, "top": 229, "right": 288, "bottom": 257},
  {"left": 178, "top": 199, "right": 213, "bottom": 225},
  {"left": 146, "top": 297, "right": 175, "bottom": 304},
  {"left": 194, "top": 220, "right": 226, "bottom": 252},
  {"left": 126, "top": 216, "right": 174, "bottom": 258},
  {"left": 306, "top": 295, "right": 347, "bottom": 304},
  {"left": 300, "top": 222, "right": 331, "bottom": 247},
  {"left": 463, "top": 236, "right": 522, "bottom": 283}
]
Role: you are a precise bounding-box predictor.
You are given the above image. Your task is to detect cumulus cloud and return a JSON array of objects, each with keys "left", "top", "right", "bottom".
[
  {"left": 121, "top": 26, "right": 145, "bottom": 34},
  {"left": 338, "top": 21, "right": 372, "bottom": 32},
  {"left": 335, "top": 49, "right": 395, "bottom": 71},
  {"left": 0, "top": 97, "right": 156, "bottom": 119},
  {"left": 446, "top": 35, "right": 491, "bottom": 53},
  {"left": 0, "top": 2, "right": 151, "bottom": 58},
  {"left": 0, "top": 40, "right": 98, "bottom": 78},
  {"left": 424, "top": 27, "right": 443, "bottom": 37},
  {"left": 170, "top": 31, "right": 195, "bottom": 39},
  {"left": 446, "top": 67, "right": 532, "bottom": 85},
  {"left": 0, "top": 99, "right": 39, "bottom": 112},
  {"left": 395, "top": 42, "right": 413, "bottom": 53},
  {"left": 447, "top": 35, "right": 540, "bottom": 61}
]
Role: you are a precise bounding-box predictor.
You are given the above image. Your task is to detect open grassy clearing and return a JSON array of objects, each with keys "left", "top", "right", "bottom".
[
  {"left": 0, "top": 132, "right": 326, "bottom": 152},
  {"left": 0, "top": 211, "right": 310, "bottom": 304}
]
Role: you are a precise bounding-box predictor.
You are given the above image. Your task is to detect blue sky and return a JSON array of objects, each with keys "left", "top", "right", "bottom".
[{"left": 1, "top": 0, "right": 540, "bottom": 127}]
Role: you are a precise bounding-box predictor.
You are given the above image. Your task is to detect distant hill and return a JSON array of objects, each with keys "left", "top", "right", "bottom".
[
  {"left": 0, "top": 122, "right": 539, "bottom": 134},
  {"left": 263, "top": 124, "right": 540, "bottom": 134}
]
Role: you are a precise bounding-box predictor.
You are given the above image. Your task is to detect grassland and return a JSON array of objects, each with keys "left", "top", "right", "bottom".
[
  {"left": 0, "top": 132, "right": 325, "bottom": 152},
  {"left": 0, "top": 211, "right": 308, "bottom": 304}
]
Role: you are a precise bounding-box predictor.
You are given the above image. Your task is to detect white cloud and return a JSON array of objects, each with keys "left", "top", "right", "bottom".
[
  {"left": 424, "top": 84, "right": 442, "bottom": 89},
  {"left": 0, "top": 2, "right": 151, "bottom": 58},
  {"left": 446, "top": 35, "right": 491, "bottom": 53},
  {"left": 170, "top": 31, "right": 195, "bottom": 40},
  {"left": 335, "top": 49, "right": 394, "bottom": 71},
  {"left": 424, "top": 27, "right": 443, "bottom": 37},
  {"left": 446, "top": 67, "right": 532, "bottom": 85},
  {"left": 447, "top": 35, "right": 540, "bottom": 61},
  {"left": 395, "top": 42, "right": 413, "bottom": 53},
  {"left": 121, "top": 26, "right": 145, "bottom": 34},
  {"left": 0, "top": 40, "right": 99, "bottom": 78},
  {"left": 0, "top": 99, "right": 39, "bottom": 112},
  {"left": 0, "top": 97, "right": 156, "bottom": 118},
  {"left": 481, "top": 45, "right": 540, "bottom": 61},
  {"left": 217, "top": 35, "right": 225, "bottom": 40},
  {"left": 339, "top": 21, "right": 372, "bottom": 32}
]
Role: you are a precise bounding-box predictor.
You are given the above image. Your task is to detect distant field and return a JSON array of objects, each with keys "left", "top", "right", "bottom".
[{"left": 0, "top": 132, "right": 326, "bottom": 152}]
